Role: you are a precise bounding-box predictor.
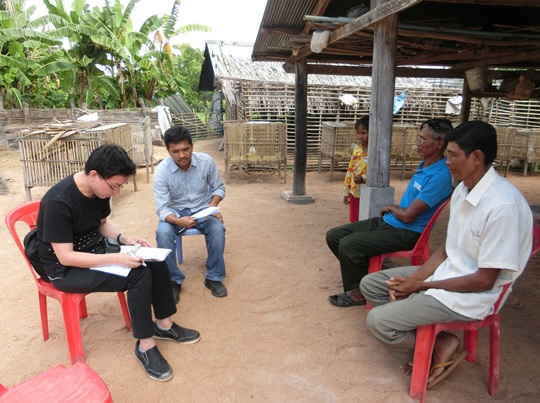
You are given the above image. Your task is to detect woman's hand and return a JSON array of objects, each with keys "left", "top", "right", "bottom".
[{"left": 120, "top": 234, "right": 151, "bottom": 247}]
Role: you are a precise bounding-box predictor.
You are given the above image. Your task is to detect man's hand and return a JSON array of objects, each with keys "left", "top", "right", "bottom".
[
  {"left": 212, "top": 212, "right": 224, "bottom": 224},
  {"left": 386, "top": 276, "right": 422, "bottom": 301},
  {"left": 343, "top": 196, "right": 350, "bottom": 205},
  {"left": 177, "top": 216, "right": 198, "bottom": 229}
]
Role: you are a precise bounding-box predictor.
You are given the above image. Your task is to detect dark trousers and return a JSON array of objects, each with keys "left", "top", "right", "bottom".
[
  {"left": 51, "top": 261, "right": 176, "bottom": 339},
  {"left": 326, "top": 217, "right": 420, "bottom": 292}
]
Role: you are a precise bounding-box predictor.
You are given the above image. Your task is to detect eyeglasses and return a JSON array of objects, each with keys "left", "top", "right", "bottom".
[
  {"left": 103, "top": 177, "right": 124, "bottom": 192},
  {"left": 416, "top": 135, "right": 438, "bottom": 144}
]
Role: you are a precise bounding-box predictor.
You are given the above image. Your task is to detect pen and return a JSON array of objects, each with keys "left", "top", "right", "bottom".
[
  {"left": 128, "top": 244, "right": 142, "bottom": 256},
  {"left": 128, "top": 244, "right": 147, "bottom": 266}
]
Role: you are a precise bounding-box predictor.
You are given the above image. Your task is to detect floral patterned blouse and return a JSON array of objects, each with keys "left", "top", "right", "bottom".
[{"left": 343, "top": 144, "right": 368, "bottom": 198}]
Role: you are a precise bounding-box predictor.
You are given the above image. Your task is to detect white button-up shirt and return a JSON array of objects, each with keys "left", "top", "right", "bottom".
[{"left": 425, "top": 167, "right": 533, "bottom": 319}]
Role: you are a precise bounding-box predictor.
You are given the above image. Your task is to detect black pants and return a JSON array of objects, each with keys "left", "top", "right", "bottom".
[
  {"left": 326, "top": 217, "right": 420, "bottom": 292},
  {"left": 51, "top": 261, "right": 176, "bottom": 339}
]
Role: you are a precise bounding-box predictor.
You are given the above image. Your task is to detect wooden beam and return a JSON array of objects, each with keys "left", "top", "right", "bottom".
[
  {"left": 425, "top": 0, "right": 540, "bottom": 7},
  {"left": 260, "top": 27, "right": 304, "bottom": 36},
  {"left": 282, "top": 63, "right": 466, "bottom": 78},
  {"left": 286, "top": 0, "right": 423, "bottom": 64}
]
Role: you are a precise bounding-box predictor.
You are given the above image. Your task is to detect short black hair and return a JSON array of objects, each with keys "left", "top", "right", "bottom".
[
  {"left": 420, "top": 118, "right": 453, "bottom": 141},
  {"left": 84, "top": 144, "right": 136, "bottom": 178},
  {"left": 163, "top": 125, "right": 193, "bottom": 148},
  {"left": 355, "top": 115, "right": 369, "bottom": 131},
  {"left": 447, "top": 121, "right": 497, "bottom": 166}
]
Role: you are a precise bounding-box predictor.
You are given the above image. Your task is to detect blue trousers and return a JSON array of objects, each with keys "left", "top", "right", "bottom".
[{"left": 156, "top": 207, "right": 226, "bottom": 285}]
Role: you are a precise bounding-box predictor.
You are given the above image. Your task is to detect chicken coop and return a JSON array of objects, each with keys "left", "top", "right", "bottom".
[
  {"left": 223, "top": 121, "right": 287, "bottom": 183},
  {"left": 18, "top": 123, "right": 135, "bottom": 200},
  {"left": 318, "top": 121, "right": 357, "bottom": 180}
]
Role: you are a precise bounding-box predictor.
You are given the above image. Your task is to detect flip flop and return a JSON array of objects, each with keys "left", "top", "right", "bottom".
[
  {"left": 328, "top": 293, "right": 366, "bottom": 307},
  {"left": 426, "top": 351, "right": 468, "bottom": 389}
]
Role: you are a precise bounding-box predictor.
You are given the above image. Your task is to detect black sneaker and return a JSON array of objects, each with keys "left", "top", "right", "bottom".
[
  {"left": 204, "top": 279, "right": 228, "bottom": 297},
  {"left": 171, "top": 283, "right": 181, "bottom": 304},
  {"left": 153, "top": 322, "right": 201, "bottom": 344},
  {"left": 134, "top": 341, "right": 173, "bottom": 382}
]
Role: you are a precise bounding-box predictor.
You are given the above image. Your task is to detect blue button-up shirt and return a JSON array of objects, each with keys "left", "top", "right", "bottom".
[{"left": 153, "top": 152, "right": 226, "bottom": 221}]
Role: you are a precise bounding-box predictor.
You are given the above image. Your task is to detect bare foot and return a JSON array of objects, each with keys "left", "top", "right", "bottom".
[
  {"left": 346, "top": 288, "right": 366, "bottom": 302},
  {"left": 427, "top": 332, "right": 460, "bottom": 383}
]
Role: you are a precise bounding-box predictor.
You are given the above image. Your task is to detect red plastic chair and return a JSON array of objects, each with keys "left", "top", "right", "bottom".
[
  {"left": 0, "top": 361, "right": 112, "bottom": 402},
  {"left": 366, "top": 197, "right": 451, "bottom": 309},
  {"left": 5, "top": 200, "right": 131, "bottom": 364},
  {"left": 409, "top": 223, "right": 540, "bottom": 402},
  {"left": 368, "top": 197, "right": 451, "bottom": 274}
]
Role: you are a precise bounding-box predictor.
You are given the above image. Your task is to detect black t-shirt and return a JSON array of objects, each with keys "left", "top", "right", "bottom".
[{"left": 37, "top": 175, "right": 111, "bottom": 279}]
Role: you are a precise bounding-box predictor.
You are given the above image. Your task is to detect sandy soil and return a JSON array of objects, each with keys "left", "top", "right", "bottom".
[{"left": 1, "top": 137, "right": 539, "bottom": 402}]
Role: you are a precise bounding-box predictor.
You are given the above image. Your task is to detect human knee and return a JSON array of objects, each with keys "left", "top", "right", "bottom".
[
  {"left": 360, "top": 273, "right": 373, "bottom": 297},
  {"left": 156, "top": 221, "right": 177, "bottom": 241}
]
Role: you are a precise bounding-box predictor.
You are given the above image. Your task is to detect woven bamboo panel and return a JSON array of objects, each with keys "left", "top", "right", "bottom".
[
  {"left": 320, "top": 122, "right": 356, "bottom": 159},
  {"left": 318, "top": 121, "right": 356, "bottom": 180},
  {"left": 514, "top": 129, "right": 540, "bottom": 163},
  {"left": 495, "top": 126, "right": 516, "bottom": 162},
  {"left": 390, "top": 125, "right": 421, "bottom": 179},
  {"left": 18, "top": 123, "right": 133, "bottom": 200},
  {"left": 223, "top": 121, "right": 287, "bottom": 183}
]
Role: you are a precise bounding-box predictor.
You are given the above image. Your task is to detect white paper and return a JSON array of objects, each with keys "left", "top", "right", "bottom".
[
  {"left": 90, "top": 265, "right": 131, "bottom": 277},
  {"left": 191, "top": 206, "right": 220, "bottom": 220},
  {"left": 90, "top": 246, "right": 173, "bottom": 277},
  {"left": 120, "top": 245, "right": 172, "bottom": 262}
]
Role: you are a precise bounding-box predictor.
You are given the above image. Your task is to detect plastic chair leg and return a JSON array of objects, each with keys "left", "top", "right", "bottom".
[
  {"left": 176, "top": 235, "right": 184, "bottom": 264},
  {"left": 463, "top": 329, "right": 479, "bottom": 361},
  {"left": 79, "top": 297, "right": 88, "bottom": 319},
  {"left": 39, "top": 292, "right": 49, "bottom": 341},
  {"left": 62, "top": 295, "right": 86, "bottom": 364},
  {"left": 488, "top": 318, "right": 501, "bottom": 396},
  {"left": 409, "top": 325, "right": 439, "bottom": 402}
]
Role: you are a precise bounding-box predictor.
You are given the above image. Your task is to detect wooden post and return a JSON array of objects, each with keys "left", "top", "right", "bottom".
[
  {"left": 138, "top": 98, "right": 146, "bottom": 118},
  {"left": 23, "top": 102, "right": 30, "bottom": 124},
  {"left": 459, "top": 79, "right": 471, "bottom": 124},
  {"left": 293, "top": 60, "right": 308, "bottom": 195},
  {"left": 360, "top": 0, "right": 397, "bottom": 219},
  {"left": 280, "top": 59, "right": 314, "bottom": 204}
]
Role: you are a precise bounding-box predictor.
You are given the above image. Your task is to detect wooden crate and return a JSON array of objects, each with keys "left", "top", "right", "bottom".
[
  {"left": 512, "top": 128, "right": 540, "bottom": 176},
  {"left": 495, "top": 126, "right": 516, "bottom": 175},
  {"left": 18, "top": 123, "right": 135, "bottom": 200},
  {"left": 223, "top": 121, "right": 287, "bottom": 183},
  {"left": 318, "top": 121, "right": 357, "bottom": 180}
]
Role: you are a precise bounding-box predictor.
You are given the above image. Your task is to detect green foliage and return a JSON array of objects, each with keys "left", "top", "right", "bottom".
[{"left": 0, "top": 0, "right": 211, "bottom": 111}]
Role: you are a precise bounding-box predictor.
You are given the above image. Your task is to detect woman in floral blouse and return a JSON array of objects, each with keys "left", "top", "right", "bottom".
[{"left": 343, "top": 116, "right": 369, "bottom": 222}]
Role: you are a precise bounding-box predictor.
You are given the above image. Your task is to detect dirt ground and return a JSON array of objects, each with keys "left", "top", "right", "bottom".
[{"left": 1, "top": 137, "right": 539, "bottom": 402}]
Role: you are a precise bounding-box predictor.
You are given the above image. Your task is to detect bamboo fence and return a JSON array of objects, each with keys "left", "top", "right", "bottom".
[
  {"left": 223, "top": 121, "right": 287, "bottom": 183},
  {"left": 18, "top": 123, "right": 135, "bottom": 200}
]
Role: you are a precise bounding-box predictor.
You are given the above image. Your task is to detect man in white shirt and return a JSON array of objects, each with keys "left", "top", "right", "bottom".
[{"left": 360, "top": 121, "right": 533, "bottom": 386}]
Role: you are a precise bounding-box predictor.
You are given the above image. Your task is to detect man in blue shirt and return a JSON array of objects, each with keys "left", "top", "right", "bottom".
[
  {"left": 326, "top": 119, "right": 453, "bottom": 307},
  {"left": 154, "top": 126, "right": 227, "bottom": 303}
]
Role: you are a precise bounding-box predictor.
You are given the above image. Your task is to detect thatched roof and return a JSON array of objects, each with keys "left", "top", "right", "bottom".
[{"left": 199, "top": 40, "right": 460, "bottom": 103}]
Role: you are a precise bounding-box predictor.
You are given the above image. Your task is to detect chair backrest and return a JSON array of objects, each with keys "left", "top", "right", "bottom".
[
  {"left": 414, "top": 196, "right": 451, "bottom": 249},
  {"left": 5, "top": 200, "right": 42, "bottom": 282}
]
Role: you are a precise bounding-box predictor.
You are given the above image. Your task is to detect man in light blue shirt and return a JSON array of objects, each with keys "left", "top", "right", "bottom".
[{"left": 154, "top": 126, "right": 227, "bottom": 302}]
